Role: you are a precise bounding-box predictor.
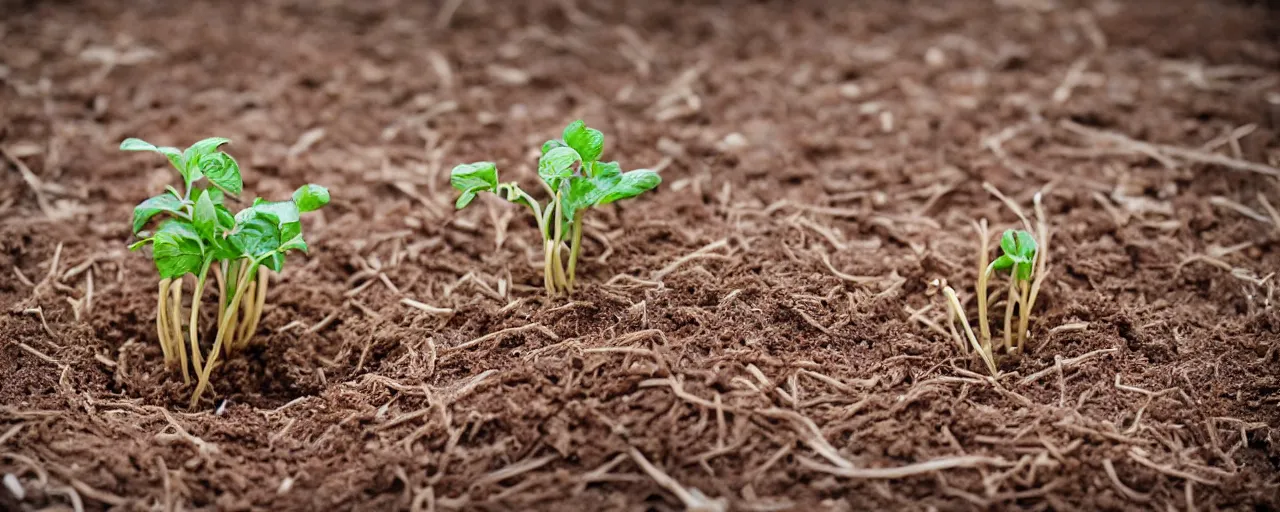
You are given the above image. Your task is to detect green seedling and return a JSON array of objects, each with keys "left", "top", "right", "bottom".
[
  {"left": 123, "top": 137, "right": 330, "bottom": 408},
  {"left": 452, "top": 120, "right": 660, "bottom": 296},
  {"left": 939, "top": 196, "right": 1050, "bottom": 376}
]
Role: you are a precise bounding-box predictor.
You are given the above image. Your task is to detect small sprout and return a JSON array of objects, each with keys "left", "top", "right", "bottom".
[
  {"left": 451, "top": 120, "right": 660, "bottom": 296},
  {"left": 940, "top": 210, "right": 1050, "bottom": 377},
  {"left": 123, "top": 137, "right": 330, "bottom": 408},
  {"left": 991, "top": 230, "right": 1037, "bottom": 282}
]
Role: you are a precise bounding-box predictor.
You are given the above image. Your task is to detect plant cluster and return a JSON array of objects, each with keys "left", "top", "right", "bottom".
[
  {"left": 122, "top": 137, "right": 329, "bottom": 407},
  {"left": 451, "top": 120, "right": 660, "bottom": 295},
  {"left": 938, "top": 203, "right": 1049, "bottom": 376}
]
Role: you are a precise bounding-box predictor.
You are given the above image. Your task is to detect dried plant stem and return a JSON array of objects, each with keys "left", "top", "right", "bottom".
[
  {"left": 1019, "top": 194, "right": 1052, "bottom": 353},
  {"left": 942, "top": 286, "right": 998, "bottom": 376},
  {"left": 974, "top": 221, "right": 995, "bottom": 350}
]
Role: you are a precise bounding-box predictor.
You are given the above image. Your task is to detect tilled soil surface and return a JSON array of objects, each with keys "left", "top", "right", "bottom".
[{"left": 3, "top": 0, "right": 1280, "bottom": 510}]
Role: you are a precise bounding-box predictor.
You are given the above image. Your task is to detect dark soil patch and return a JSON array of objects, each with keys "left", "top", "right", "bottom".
[{"left": 3, "top": 0, "right": 1280, "bottom": 510}]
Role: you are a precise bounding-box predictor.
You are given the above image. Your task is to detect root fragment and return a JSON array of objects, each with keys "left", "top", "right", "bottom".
[
  {"left": 797, "top": 454, "right": 1011, "bottom": 479},
  {"left": 628, "top": 447, "right": 727, "bottom": 512}
]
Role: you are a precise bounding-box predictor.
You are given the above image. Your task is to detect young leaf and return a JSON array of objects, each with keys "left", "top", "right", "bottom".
[
  {"left": 589, "top": 160, "right": 622, "bottom": 181},
  {"left": 215, "top": 204, "right": 236, "bottom": 229},
  {"left": 279, "top": 221, "right": 308, "bottom": 253},
  {"left": 263, "top": 253, "right": 286, "bottom": 273},
  {"left": 996, "top": 230, "right": 1038, "bottom": 281},
  {"left": 194, "top": 187, "right": 225, "bottom": 205},
  {"left": 182, "top": 137, "right": 230, "bottom": 162},
  {"left": 562, "top": 120, "right": 604, "bottom": 163},
  {"left": 538, "top": 146, "right": 580, "bottom": 188},
  {"left": 152, "top": 229, "right": 204, "bottom": 279},
  {"left": 198, "top": 152, "right": 243, "bottom": 195},
  {"left": 561, "top": 163, "right": 622, "bottom": 220},
  {"left": 156, "top": 218, "right": 202, "bottom": 240},
  {"left": 596, "top": 169, "right": 660, "bottom": 205},
  {"left": 991, "top": 254, "right": 1015, "bottom": 272},
  {"left": 193, "top": 189, "right": 217, "bottom": 240},
  {"left": 132, "top": 193, "right": 186, "bottom": 233},
  {"left": 451, "top": 162, "right": 498, "bottom": 209},
  {"left": 292, "top": 184, "right": 330, "bottom": 212},
  {"left": 120, "top": 138, "right": 186, "bottom": 172},
  {"left": 236, "top": 199, "right": 300, "bottom": 226},
  {"left": 541, "top": 139, "right": 567, "bottom": 155},
  {"left": 229, "top": 211, "right": 282, "bottom": 258}
]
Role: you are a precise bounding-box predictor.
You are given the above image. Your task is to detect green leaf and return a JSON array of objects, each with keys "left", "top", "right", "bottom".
[
  {"left": 236, "top": 199, "right": 300, "bottom": 226},
  {"left": 263, "top": 254, "right": 286, "bottom": 273},
  {"left": 193, "top": 187, "right": 224, "bottom": 205},
  {"left": 156, "top": 218, "right": 201, "bottom": 240},
  {"left": 589, "top": 160, "right": 622, "bottom": 181},
  {"left": 991, "top": 254, "right": 1015, "bottom": 272},
  {"left": 596, "top": 169, "right": 660, "bottom": 205},
  {"left": 182, "top": 137, "right": 230, "bottom": 162},
  {"left": 193, "top": 190, "right": 217, "bottom": 240},
  {"left": 538, "top": 146, "right": 580, "bottom": 189},
  {"left": 198, "top": 152, "right": 243, "bottom": 195},
  {"left": 120, "top": 138, "right": 186, "bottom": 172},
  {"left": 561, "top": 162, "right": 623, "bottom": 221},
  {"left": 562, "top": 120, "right": 604, "bottom": 163},
  {"left": 292, "top": 184, "right": 330, "bottom": 212},
  {"left": 132, "top": 193, "right": 186, "bottom": 233},
  {"left": 450, "top": 162, "right": 498, "bottom": 209},
  {"left": 996, "top": 230, "right": 1038, "bottom": 281},
  {"left": 279, "top": 221, "right": 308, "bottom": 253},
  {"left": 152, "top": 228, "right": 204, "bottom": 279},
  {"left": 229, "top": 211, "right": 282, "bottom": 258},
  {"left": 455, "top": 191, "right": 479, "bottom": 209},
  {"left": 541, "top": 139, "right": 567, "bottom": 155},
  {"left": 214, "top": 204, "right": 236, "bottom": 229}
]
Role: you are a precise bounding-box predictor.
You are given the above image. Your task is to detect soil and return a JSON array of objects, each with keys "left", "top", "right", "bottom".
[{"left": 3, "top": 0, "right": 1280, "bottom": 510}]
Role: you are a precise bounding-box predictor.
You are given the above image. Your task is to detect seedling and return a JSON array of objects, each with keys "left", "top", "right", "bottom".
[
  {"left": 122, "top": 137, "right": 329, "bottom": 408},
  {"left": 451, "top": 120, "right": 660, "bottom": 295},
  {"left": 939, "top": 195, "right": 1049, "bottom": 376}
]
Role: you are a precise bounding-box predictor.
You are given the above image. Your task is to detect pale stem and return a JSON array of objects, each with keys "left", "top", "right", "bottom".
[
  {"left": 169, "top": 277, "right": 190, "bottom": 385},
  {"left": 567, "top": 212, "right": 585, "bottom": 290},
  {"left": 1002, "top": 279, "right": 1019, "bottom": 353},
  {"left": 974, "top": 221, "right": 993, "bottom": 349},
  {"left": 188, "top": 262, "right": 212, "bottom": 378},
  {"left": 191, "top": 259, "right": 260, "bottom": 409},
  {"left": 235, "top": 280, "right": 257, "bottom": 349},
  {"left": 1016, "top": 280, "right": 1032, "bottom": 354},
  {"left": 243, "top": 268, "right": 269, "bottom": 347},
  {"left": 157, "top": 279, "right": 174, "bottom": 368},
  {"left": 551, "top": 191, "right": 569, "bottom": 292},
  {"left": 214, "top": 263, "right": 227, "bottom": 327},
  {"left": 942, "top": 286, "right": 998, "bottom": 377}
]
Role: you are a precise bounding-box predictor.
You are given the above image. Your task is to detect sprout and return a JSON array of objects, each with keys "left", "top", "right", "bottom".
[
  {"left": 939, "top": 195, "right": 1050, "bottom": 376},
  {"left": 123, "top": 137, "right": 329, "bottom": 408},
  {"left": 452, "top": 120, "right": 660, "bottom": 296}
]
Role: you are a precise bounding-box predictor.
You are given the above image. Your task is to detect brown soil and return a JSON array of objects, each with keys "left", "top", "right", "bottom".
[{"left": 3, "top": 0, "right": 1280, "bottom": 510}]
